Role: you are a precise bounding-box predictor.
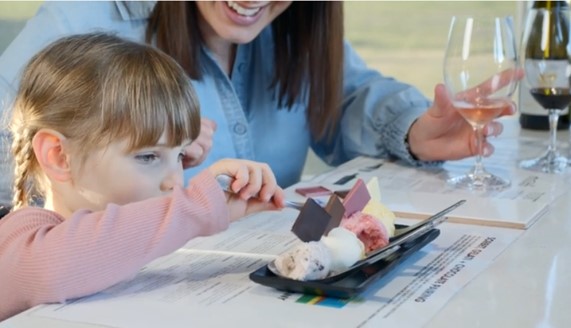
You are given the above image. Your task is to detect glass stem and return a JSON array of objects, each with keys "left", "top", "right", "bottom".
[
  {"left": 548, "top": 109, "right": 560, "bottom": 156},
  {"left": 473, "top": 125, "right": 485, "bottom": 178}
]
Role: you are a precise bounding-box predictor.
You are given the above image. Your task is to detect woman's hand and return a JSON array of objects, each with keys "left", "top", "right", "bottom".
[
  {"left": 183, "top": 118, "right": 217, "bottom": 168},
  {"left": 208, "top": 159, "right": 285, "bottom": 221},
  {"left": 407, "top": 69, "right": 523, "bottom": 161}
]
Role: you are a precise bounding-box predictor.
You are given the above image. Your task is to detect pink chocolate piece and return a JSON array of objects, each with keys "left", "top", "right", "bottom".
[
  {"left": 341, "top": 211, "right": 389, "bottom": 253},
  {"left": 342, "top": 179, "right": 371, "bottom": 217}
]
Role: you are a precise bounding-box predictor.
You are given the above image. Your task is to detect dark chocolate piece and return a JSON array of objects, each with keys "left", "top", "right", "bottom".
[
  {"left": 323, "top": 195, "right": 345, "bottom": 235},
  {"left": 291, "top": 198, "right": 332, "bottom": 242},
  {"left": 334, "top": 189, "right": 350, "bottom": 199}
]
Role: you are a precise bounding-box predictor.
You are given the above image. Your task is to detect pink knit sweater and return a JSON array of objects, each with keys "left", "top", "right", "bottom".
[{"left": 0, "top": 171, "right": 229, "bottom": 321}]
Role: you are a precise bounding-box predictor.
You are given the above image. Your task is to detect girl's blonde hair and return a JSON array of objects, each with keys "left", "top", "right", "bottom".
[{"left": 9, "top": 33, "right": 201, "bottom": 209}]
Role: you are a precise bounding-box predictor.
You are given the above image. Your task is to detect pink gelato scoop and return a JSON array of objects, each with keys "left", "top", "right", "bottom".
[{"left": 341, "top": 211, "right": 389, "bottom": 253}]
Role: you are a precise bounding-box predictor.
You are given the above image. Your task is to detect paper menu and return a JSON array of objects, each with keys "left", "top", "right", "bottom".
[
  {"left": 25, "top": 215, "right": 523, "bottom": 328},
  {"left": 382, "top": 190, "right": 548, "bottom": 229},
  {"left": 303, "top": 156, "right": 567, "bottom": 230}
]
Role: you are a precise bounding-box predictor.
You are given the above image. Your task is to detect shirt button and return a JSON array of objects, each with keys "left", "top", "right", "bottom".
[
  {"left": 234, "top": 123, "right": 247, "bottom": 135},
  {"left": 238, "top": 63, "right": 246, "bottom": 72}
]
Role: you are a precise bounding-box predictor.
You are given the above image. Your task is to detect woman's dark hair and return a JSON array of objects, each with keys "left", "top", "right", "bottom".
[{"left": 146, "top": 1, "right": 344, "bottom": 141}]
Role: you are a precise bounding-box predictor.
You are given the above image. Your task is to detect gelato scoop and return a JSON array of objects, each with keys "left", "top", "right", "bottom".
[
  {"left": 273, "top": 241, "right": 331, "bottom": 280},
  {"left": 321, "top": 227, "right": 365, "bottom": 273},
  {"left": 362, "top": 177, "right": 396, "bottom": 237},
  {"left": 341, "top": 211, "right": 390, "bottom": 253},
  {"left": 362, "top": 201, "right": 396, "bottom": 237}
]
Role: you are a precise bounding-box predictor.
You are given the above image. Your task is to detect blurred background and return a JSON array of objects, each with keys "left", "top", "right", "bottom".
[{"left": 0, "top": 1, "right": 522, "bottom": 178}]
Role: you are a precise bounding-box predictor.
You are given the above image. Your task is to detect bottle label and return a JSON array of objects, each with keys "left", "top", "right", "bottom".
[{"left": 520, "top": 59, "right": 570, "bottom": 115}]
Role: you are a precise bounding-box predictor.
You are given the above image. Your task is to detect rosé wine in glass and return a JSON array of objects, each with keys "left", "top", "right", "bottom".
[
  {"left": 443, "top": 15, "right": 518, "bottom": 190},
  {"left": 455, "top": 100, "right": 512, "bottom": 127}
]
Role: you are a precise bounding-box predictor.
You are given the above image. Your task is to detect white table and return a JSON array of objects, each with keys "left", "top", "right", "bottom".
[
  {"left": 3, "top": 118, "right": 571, "bottom": 327},
  {"left": 428, "top": 119, "right": 571, "bottom": 328}
]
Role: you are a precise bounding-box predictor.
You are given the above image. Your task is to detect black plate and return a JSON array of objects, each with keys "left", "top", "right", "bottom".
[{"left": 249, "top": 226, "right": 440, "bottom": 299}]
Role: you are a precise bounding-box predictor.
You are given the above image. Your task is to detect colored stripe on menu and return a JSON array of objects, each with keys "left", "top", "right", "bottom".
[{"left": 295, "top": 295, "right": 351, "bottom": 308}]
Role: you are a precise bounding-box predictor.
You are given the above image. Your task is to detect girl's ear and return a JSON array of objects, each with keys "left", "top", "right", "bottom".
[{"left": 32, "top": 129, "right": 72, "bottom": 182}]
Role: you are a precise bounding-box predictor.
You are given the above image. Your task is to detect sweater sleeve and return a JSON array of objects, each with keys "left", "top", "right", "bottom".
[
  {"left": 311, "top": 41, "right": 441, "bottom": 167},
  {"left": 0, "top": 170, "right": 229, "bottom": 321}
]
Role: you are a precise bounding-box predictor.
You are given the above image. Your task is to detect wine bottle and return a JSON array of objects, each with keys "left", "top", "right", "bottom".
[{"left": 519, "top": 0, "right": 571, "bottom": 130}]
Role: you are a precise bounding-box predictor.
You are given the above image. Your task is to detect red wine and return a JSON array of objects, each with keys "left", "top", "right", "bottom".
[
  {"left": 529, "top": 88, "right": 571, "bottom": 110},
  {"left": 520, "top": 1, "right": 570, "bottom": 130}
]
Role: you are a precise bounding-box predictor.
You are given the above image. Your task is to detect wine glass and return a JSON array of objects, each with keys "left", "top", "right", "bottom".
[
  {"left": 443, "top": 16, "right": 519, "bottom": 190},
  {"left": 519, "top": 5, "right": 570, "bottom": 174}
]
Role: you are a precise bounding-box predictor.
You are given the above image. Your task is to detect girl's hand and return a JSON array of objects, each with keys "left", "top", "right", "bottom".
[{"left": 208, "top": 159, "right": 285, "bottom": 221}]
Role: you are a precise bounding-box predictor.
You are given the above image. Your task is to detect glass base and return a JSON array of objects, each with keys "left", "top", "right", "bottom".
[
  {"left": 447, "top": 170, "right": 510, "bottom": 191},
  {"left": 519, "top": 151, "right": 567, "bottom": 174}
]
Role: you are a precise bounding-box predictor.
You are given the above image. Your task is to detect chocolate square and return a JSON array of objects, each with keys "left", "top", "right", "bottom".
[
  {"left": 291, "top": 198, "right": 331, "bottom": 242},
  {"left": 295, "top": 186, "right": 332, "bottom": 197},
  {"left": 342, "top": 179, "right": 371, "bottom": 217},
  {"left": 323, "top": 195, "right": 345, "bottom": 235},
  {"left": 334, "top": 189, "right": 350, "bottom": 199}
]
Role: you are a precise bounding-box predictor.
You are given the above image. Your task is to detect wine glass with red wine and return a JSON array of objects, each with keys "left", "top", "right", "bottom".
[
  {"left": 443, "top": 16, "right": 518, "bottom": 190},
  {"left": 519, "top": 4, "right": 570, "bottom": 174}
]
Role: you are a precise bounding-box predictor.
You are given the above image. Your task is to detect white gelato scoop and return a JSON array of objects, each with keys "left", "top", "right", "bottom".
[{"left": 321, "top": 227, "right": 365, "bottom": 273}]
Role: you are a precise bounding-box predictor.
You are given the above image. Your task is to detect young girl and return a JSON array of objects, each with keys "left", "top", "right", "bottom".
[{"left": 0, "top": 33, "right": 284, "bottom": 321}]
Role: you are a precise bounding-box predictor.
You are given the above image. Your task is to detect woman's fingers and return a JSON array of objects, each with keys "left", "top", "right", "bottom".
[
  {"left": 182, "top": 118, "right": 217, "bottom": 168},
  {"left": 483, "top": 121, "right": 504, "bottom": 137},
  {"left": 456, "top": 68, "right": 524, "bottom": 99},
  {"left": 469, "top": 133, "right": 495, "bottom": 157}
]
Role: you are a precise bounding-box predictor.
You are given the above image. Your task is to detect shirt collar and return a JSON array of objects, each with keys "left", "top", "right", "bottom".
[{"left": 115, "top": 1, "right": 156, "bottom": 21}]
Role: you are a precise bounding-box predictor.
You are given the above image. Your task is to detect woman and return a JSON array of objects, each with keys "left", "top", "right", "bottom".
[{"left": 0, "top": 1, "right": 513, "bottom": 200}]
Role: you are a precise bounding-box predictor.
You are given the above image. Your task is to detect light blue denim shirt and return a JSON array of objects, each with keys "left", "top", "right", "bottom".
[{"left": 0, "top": 1, "right": 434, "bottom": 205}]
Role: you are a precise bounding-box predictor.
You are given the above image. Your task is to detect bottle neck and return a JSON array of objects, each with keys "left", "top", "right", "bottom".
[{"left": 532, "top": 1, "right": 570, "bottom": 10}]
